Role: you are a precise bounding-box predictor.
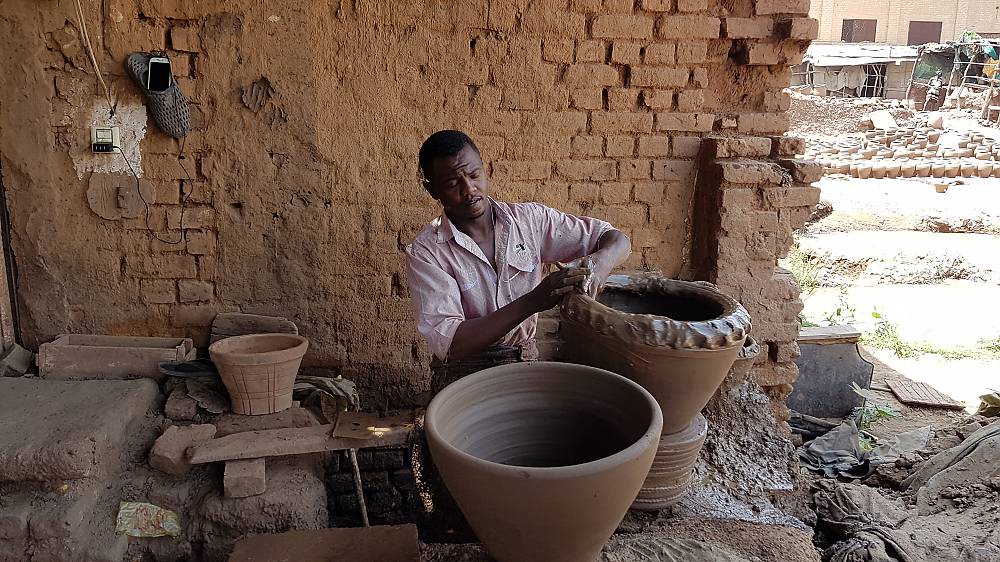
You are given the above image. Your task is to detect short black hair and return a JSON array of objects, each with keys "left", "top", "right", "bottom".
[{"left": 418, "top": 130, "right": 480, "bottom": 189}]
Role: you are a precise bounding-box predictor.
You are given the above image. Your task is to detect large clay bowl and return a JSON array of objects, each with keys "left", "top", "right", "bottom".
[
  {"left": 209, "top": 333, "right": 308, "bottom": 415},
  {"left": 425, "top": 362, "right": 662, "bottom": 562}
]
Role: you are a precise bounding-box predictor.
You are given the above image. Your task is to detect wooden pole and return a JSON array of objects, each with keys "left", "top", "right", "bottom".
[{"left": 348, "top": 449, "right": 370, "bottom": 527}]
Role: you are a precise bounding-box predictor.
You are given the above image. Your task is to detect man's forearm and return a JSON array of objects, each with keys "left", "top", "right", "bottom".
[
  {"left": 595, "top": 229, "right": 631, "bottom": 267},
  {"left": 447, "top": 294, "right": 537, "bottom": 359}
]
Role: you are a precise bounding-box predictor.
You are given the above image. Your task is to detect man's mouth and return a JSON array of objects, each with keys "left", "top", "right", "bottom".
[{"left": 464, "top": 197, "right": 482, "bottom": 207}]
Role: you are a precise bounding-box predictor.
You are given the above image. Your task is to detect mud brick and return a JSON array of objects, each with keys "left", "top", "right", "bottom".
[
  {"left": 658, "top": 16, "right": 721, "bottom": 39},
  {"left": 777, "top": 158, "right": 823, "bottom": 184},
  {"left": 604, "top": 204, "right": 647, "bottom": 227},
  {"left": 630, "top": 66, "right": 688, "bottom": 88},
  {"left": 565, "top": 64, "right": 619, "bottom": 86},
  {"left": 169, "top": 26, "right": 200, "bottom": 52},
  {"left": 570, "top": 182, "right": 601, "bottom": 202},
  {"left": 611, "top": 42, "right": 642, "bottom": 64},
  {"left": 493, "top": 160, "right": 552, "bottom": 180},
  {"left": 600, "top": 182, "right": 632, "bottom": 204},
  {"left": 692, "top": 67, "right": 709, "bottom": 88},
  {"left": 522, "top": 10, "right": 587, "bottom": 37},
  {"left": 501, "top": 89, "right": 537, "bottom": 110},
  {"left": 724, "top": 17, "right": 774, "bottom": 38},
  {"left": 128, "top": 254, "right": 198, "bottom": 279},
  {"left": 0, "top": 505, "right": 29, "bottom": 539},
  {"left": 752, "top": 211, "right": 779, "bottom": 231},
  {"left": 591, "top": 112, "right": 653, "bottom": 134},
  {"left": 633, "top": 181, "right": 663, "bottom": 204},
  {"left": 603, "top": 0, "right": 636, "bottom": 12},
  {"left": 556, "top": 160, "right": 618, "bottom": 181},
  {"left": 706, "top": 136, "right": 773, "bottom": 158},
  {"left": 571, "top": 0, "right": 602, "bottom": 11},
  {"left": 638, "top": 135, "right": 671, "bottom": 157},
  {"left": 642, "top": 89, "right": 674, "bottom": 110},
  {"left": 772, "top": 135, "right": 806, "bottom": 156},
  {"left": 392, "top": 468, "right": 417, "bottom": 492},
  {"left": 572, "top": 136, "right": 604, "bottom": 156},
  {"left": 178, "top": 280, "right": 214, "bottom": 302},
  {"left": 106, "top": 20, "right": 168, "bottom": 60},
  {"left": 676, "top": 42, "right": 708, "bottom": 64},
  {"left": 652, "top": 159, "right": 696, "bottom": 181},
  {"left": 602, "top": 136, "right": 633, "bottom": 157},
  {"left": 149, "top": 424, "right": 216, "bottom": 476},
  {"left": 738, "top": 112, "right": 789, "bottom": 134},
  {"left": 356, "top": 448, "right": 408, "bottom": 471},
  {"left": 677, "top": 0, "right": 708, "bottom": 11},
  {"left": 763, "top": 90, "right": 791, "bottom": 111},
  {"left": 751, "top": 362, "right": 799, "bottom": 387},
  {"left": 643, "top": 43, "right": 675, "bottom": 65},
  {"left": 524, "top": 111, "right": 589, "bottom": 133},
  {"left": 141, "top": 279, "right": 176, "bottom": 304},
  {"left": 754, "top": 0, "right": 811, "bottom": 15},
  {"left": 764, "top": 185, "right": 821, "bottom": 208},
  {"left": 607, "top": 88, "right": 640, "bottom": 111},
  {"left": 777, "top": 17, "right": 818, "bottom": 40},
  {"left": 721, "top": 188, "right": 754, "bottom": 208},
  {"left": 167, "top": 206, "right": 215, "bottom": 230},
  {"left": 592, "top": 15, "right": 655, "bottom": 39},
  {"left": 171, "top": 304, "right": 218, "bottom": 327},
  {"left": 677, "top": 89, "right": 705, "bottom": 111},
  {"left": 224, "top": 458, "right": 266, "bottom": 498},
  {"left": 570, "top": 88, "right": 604, "bottom": 109},
  {"left": 620, "top": 159, "right": 652, "bottom": 180},
  {"left": 152, "top": 181, "right": 182, "bottom": 204},
  {"left": 543, "top": 39, "right": 574, "bottom": 62},
  {"left": 715, "top": 159, "right": 785, "bottom": 184},
  {"left": 328, "top": 472, "right": 356, "bottom": 494},
  {"left": 641, "top": 0, "right": 671, "bottom": 10},
  {"left": 576, "top": 40, "right": 607, "bottom": 62},
  {"left": 671, "top": 136, "right": 701, "bottom": 157},
  {"left": 186, "top": 230, "right": 216, "bottom": 255},
  {"left": 773, "top": 341, "right": 801, "bottom": 363},
  {"left": 145, "top": 153, "right": 190, "bottom": 180},
  {"left": 655, "top": 112, "right": 714, "bottom": 132}
]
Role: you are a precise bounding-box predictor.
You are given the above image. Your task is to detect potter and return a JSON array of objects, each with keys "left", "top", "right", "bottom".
[{"left": 405, "top": 130, "right": 632, "bottom": 392}]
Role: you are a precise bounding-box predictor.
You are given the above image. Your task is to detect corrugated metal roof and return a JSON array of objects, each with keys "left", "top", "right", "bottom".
[{"left": 804, "top": 42, "right": 919, "bottom": 67}]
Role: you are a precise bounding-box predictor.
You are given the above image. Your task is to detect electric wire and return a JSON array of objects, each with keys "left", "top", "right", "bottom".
[
  {"left": 116, "top": 140, "right": 193, "bottom": 245},
  {"left": 72, "top": 0, "right": 116, "bottom": 117}
]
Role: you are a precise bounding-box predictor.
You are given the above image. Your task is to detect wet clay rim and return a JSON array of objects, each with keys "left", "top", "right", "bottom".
[
  {"left": 561, "top": 275, "right": 751, "bottom": 350},
  {"left": 208, "top": 333, "right": 309, "bottom": 366},
  {"left": 425, "top": 361, "right": 663, "bottom": 479}
]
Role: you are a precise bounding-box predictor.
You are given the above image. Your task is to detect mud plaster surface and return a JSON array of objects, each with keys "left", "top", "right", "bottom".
[{"left": 72, "top": 100, "right": 146, "bottom": 179}]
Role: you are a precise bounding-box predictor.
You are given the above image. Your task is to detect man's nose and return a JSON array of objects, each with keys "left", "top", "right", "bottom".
[{"left": 459, "top": 176, "right": 476, "bottom": 197}]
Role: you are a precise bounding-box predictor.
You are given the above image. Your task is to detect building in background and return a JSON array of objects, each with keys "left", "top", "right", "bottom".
[{"left": 810, "top": 0, "right": 1000, "bottom": 44}]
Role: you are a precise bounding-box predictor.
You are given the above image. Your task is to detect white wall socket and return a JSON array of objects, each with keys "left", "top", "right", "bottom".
[{"left": 91, "top": 126, "right": 121, "bottom": 153}]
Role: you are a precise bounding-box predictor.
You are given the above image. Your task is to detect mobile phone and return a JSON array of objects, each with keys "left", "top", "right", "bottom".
[{"left": 147, "top": 57, "right": 172, "bottom": 92}]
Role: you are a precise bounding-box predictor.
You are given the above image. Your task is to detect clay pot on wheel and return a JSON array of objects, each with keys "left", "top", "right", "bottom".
[
  {"left": 425, "top": 362, "right": 662, "bottom": 562},
  {"left": 561, "top": 276, "right": 750, "bottom": 435},
  {"left": 209, "top": 334, "right": 308, "bottom": 415}
]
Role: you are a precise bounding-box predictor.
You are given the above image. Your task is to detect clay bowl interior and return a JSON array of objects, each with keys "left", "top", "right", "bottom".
[
  {"left": 428, "top": 362, "right": 660, "bottom": 468},
  {"left": 596, "top": 287, "right": 725, "bottom": 321},
  {"left": 209, "top": 333, "right": 307, "bottom": 364}
]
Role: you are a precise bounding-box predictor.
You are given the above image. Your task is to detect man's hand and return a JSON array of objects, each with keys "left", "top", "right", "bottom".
[
  {"left": 527, "top": 266, "right": 591, "bottom": 312},
  {"left": 585, "top": 251, "right": 615, "bottom": 298}
]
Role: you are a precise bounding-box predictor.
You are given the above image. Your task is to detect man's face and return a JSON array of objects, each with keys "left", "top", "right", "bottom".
[{"left": 428, "top": 145, "right": 489, "bottom": 222}]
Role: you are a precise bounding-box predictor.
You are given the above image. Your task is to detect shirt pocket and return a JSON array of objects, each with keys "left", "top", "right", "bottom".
[{"left": 506, "top": 243, "right": 539, "bottom": 280}]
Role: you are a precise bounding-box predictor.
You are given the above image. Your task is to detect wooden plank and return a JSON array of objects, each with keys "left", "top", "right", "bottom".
[
  {"left": 228, "top": 524, "right": 419, "bottom": 562},
  {"left": 333, "top": 412, "right": 416, "bottom": 440},
  {"left": 188, "top": 420, "right": 414, "bottom": 464},
  {"left": 887, "top": 379, "right": 965, "bottom": 410},
  {"left": 797, "top": 325, "right": 862, "bottom": 345},
  {"left": 211, "top": 313, "right": 298, "bottom": 344}
]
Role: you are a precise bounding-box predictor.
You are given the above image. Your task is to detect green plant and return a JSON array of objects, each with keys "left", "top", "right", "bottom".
[
  {"left": 862, "top": 309, "right": 916, "bottom": 358},
  {"left": 782, "top": 243, "right": 820, "bottom": 298},
  {"left": 821, "top": 286, "right": 856, "bottom": 326},
  {"left": 849, "top": 382, "right": 900, "bottom": 451}
]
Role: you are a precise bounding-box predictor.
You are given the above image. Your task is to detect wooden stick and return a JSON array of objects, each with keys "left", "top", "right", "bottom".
[{"left": 348, "top": 449, "right": 370, "bottom": 527}]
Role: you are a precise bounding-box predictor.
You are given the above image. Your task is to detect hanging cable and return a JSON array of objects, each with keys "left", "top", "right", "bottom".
[{"left": 73, "top": 0, "right": 116, "bottom": 117}]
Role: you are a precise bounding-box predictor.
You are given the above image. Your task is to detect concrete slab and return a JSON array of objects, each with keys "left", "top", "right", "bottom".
[
  {"left": 229, "top": 524, "right": 418, "bottom": 562},
  {"left": 0, "top": 378, "right": 160, "bottom": 481}
]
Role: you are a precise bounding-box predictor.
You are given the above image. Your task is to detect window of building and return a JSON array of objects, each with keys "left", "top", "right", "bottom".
[
  {"left": 908, "top": 21, "right": 943, "bottom": 45},
  {"left": 841, "top": 19, "right": 877, "bottom": 42}
]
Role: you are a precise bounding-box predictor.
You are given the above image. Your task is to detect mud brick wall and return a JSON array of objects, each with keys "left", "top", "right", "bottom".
[
  {"left": 0, "top": 0, "right": 818, "bottom": 412},
  {"left": 326, "top": 447, "right": 421, "bottom": 527}
]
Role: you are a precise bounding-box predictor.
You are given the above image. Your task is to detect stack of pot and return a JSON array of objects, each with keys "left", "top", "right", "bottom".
[{"left": 561, "top": 275, "right": 752, "bottom": 509}]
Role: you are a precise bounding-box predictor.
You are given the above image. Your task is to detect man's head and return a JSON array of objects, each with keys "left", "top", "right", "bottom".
[{"left": 419, "top": 130, "right": 489, "bottom": 222}]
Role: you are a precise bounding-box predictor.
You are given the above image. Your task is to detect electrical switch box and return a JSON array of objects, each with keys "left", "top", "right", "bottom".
[{"left": 91, "top": 126, "right": 121, "bottom": 153}]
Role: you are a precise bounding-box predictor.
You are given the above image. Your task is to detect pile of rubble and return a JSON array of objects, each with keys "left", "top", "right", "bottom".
[{"left": 788, "top": 92, "right": 916, "bottom": 138}]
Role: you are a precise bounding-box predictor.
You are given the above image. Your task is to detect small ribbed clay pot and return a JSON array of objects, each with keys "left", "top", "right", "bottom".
[
  {"left": 209, "top": 334, "right": 308, "bottom": 415},
  {"left": 561, "top": 276, "right": 750, "bottom": 434},
  {"left": 631, "top": 414, "right": 708, "bottom": 510},
  {"left": 425, "top": 362, "right": 662, "bottom": 562}
]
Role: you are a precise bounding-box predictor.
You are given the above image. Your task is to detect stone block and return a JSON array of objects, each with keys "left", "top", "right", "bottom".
[
  {"left": 754, "top": 0, "right": 811, "bottom": 15},
  {"left": 149, "top": 424, "right": 217, "bottom": 476},
  {"left": 592, "top": 15, "right": 655, "bottom": 38},
  {"left": 705, "top": 136, "right": 773, "bottom": 158},
  {"left": 777, "top": 158, "right": 823, "bottom": 184},
  {"left": 224, "top": 458, "right": 267, "bottom": 498}
]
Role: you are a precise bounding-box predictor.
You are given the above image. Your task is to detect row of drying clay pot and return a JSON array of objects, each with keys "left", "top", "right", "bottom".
[{"left": 820, "top": 157, "right": 1000, "bottom": 179}]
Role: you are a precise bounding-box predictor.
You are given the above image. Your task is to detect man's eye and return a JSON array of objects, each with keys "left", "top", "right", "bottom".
[{"left": 469, "top": 170, "right": 481, "bottom": 179}]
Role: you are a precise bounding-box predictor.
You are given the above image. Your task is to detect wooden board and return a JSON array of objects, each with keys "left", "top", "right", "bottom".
[
  {"left": 188, "top": 418, "right": 414, "bottom": 464},
  {"left": 333, "top": 412, "right": 416, "bottom": 440},
  {"left": 211, "top": 313, "right": 298, "bottom": 343},
  {"left": 887, "top": 379, "right": 965, "bottom": 410},
  {"left": 797, "top": 325, "right": 862, "bottom": 345},
  {"left": 228, "top": 524, "right": 419, "bottom": 562}
]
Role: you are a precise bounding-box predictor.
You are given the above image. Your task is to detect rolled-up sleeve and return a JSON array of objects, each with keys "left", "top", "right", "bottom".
[
  {"left": 531, "top": 203, "right": 616, "bottom": 264},
  {"left": 405, "top": 243, "right": 465, "bottom": 361}
]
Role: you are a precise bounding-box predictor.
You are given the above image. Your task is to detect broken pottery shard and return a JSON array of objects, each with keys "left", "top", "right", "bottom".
[
  {"left": 184, "top": 378, "right": 230, "bottom": 414},
  {"left": 149, "top": 424, "right": 217, "bottom": 476},
  {"left": 210, "top": 312, "right": 299, "bottom": 344},
  {"left": 164, "top": 384, "right": 199, "bottom": 421}
]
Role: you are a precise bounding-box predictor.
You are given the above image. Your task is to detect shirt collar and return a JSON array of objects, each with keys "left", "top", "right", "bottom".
[{"left": 434, "top": 198, "right": 511, "bottom": 243}]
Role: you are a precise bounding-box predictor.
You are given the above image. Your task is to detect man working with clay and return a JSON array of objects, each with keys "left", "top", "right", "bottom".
[{"left": 406, "top": 130, "right": 632, "bottom": 393}]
